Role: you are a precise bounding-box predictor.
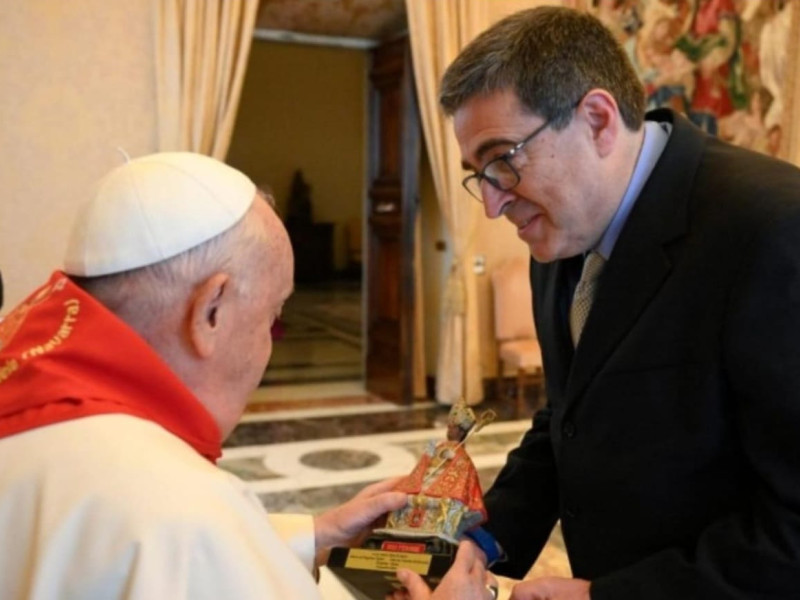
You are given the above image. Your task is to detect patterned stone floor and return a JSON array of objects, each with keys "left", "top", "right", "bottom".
[{"left": 222, "top": 384, "right": 571, "bottom": 599}]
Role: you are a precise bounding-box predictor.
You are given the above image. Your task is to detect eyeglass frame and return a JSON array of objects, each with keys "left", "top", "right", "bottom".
[
  {"left": 461, "top": 119, "right": 553, "bottom": 202},
  {"left": 461, "top": 100, "right": 582, "bottom": 202}
]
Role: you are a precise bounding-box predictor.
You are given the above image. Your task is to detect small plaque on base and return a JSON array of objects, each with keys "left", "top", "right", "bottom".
[{"left": 327, "top": 535, "right": 456, "bottom": 600}]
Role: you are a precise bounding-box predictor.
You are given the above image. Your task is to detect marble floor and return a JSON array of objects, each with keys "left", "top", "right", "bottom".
[
  {"left": 221, "top": 381, "right": 571, "bottom": 599},
  {"left": 263, "top": 280, "right": 363, "bottom": 385}
]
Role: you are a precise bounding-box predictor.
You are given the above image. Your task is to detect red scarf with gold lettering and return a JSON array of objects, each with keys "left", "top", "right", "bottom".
[{"left": 0, "top": 271, "right": 221, "bottom": 462}]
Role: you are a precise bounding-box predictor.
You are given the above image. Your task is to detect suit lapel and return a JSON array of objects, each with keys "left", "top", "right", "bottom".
[
  {"left": 533, "top": 255, "right": 581, "bottom": 400},
  {"left": 565, "top": 111, "right": 707, "bottom": 404}
]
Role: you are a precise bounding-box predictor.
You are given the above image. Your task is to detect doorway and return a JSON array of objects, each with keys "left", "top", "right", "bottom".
[{"left": 227, "top": 39, "right": 368, "bottom": 392}]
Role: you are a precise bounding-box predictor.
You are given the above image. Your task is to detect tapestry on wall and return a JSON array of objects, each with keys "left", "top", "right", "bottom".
[{"left": 580, "top": 1, "right": 799, "bottom": 160}]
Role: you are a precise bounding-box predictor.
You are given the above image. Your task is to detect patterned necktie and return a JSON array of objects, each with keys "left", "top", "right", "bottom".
[{"left": 569, "top": 251, "right": 605, "bottom": 347}]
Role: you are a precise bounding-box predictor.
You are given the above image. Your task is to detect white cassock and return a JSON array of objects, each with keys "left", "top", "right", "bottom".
[{"left": 0, "top": 414, "right": 322, "bottom": 599}]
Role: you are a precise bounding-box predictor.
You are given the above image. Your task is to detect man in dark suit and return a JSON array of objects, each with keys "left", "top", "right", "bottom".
[{"left": 434, "top": 6, "right": 800, "bottom": 599}]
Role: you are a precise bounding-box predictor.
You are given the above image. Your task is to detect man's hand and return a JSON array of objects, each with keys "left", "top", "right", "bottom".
[
  {"left": 313, "top": 477, "right": 407, "bottom": 565},
  {"left": 510, "top": 577, "right": 590, "bottom": 600},
  {"left": 389, "top": 541, "right": 498, "bottom": 600}
]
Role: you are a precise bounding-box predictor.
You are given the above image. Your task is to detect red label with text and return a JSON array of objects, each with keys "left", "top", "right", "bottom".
[{"left": 381, "top": 541, "right": 427, "bottom": 553}]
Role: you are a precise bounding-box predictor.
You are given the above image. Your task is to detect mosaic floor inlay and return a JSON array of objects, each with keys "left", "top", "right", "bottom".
[{"left": 221, "top": 421, "right": 531, "bottom": 507}]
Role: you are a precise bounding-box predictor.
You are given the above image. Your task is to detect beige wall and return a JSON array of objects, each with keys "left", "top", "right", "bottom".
[
  {"left": 0, "top": 0, "right": 157, "bottom": 312},
  {"left": 226, "top": 41, "right": 367, "bottom": 272}
]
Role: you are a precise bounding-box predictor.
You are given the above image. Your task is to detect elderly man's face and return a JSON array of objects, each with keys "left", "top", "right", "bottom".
[{"left": 223, "top": 199, "right": 294, "bottom": 421}]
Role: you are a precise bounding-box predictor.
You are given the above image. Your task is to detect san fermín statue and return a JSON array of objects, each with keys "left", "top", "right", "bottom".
[
  {"left": 375, "top": 399, "right": 496, "bottom": 543},
  {"left": 326, "top": 399, "right": 497, "bottom": 597}
]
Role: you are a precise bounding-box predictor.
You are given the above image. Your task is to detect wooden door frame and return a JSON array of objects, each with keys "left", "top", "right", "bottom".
[{"left": 364, "top": 37, "right": 420, "bottom": 403}]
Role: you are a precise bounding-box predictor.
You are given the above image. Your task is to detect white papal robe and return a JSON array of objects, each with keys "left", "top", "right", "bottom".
[{"left": 0, "top": 414, "right": 322, "bottom": 599}]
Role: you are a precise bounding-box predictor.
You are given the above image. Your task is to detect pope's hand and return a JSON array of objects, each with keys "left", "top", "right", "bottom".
[{"left": 313, "top": 477, "right": 407, "bottom": 566}]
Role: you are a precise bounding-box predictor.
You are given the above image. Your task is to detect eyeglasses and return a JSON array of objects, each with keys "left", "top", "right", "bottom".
[{"left": 461, "top": 118, "right": 553, "bottom": 202}]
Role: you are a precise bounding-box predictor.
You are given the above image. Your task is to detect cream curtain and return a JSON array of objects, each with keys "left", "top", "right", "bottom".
[
  {"left": 783, "top": 2, "right": 800, "bottom": 165},
  {"left": 406, "top": 0, "right": 487, "bottom": 406},
  {"left": 155, "top": 0, "right": 258, "bottom": 159}
]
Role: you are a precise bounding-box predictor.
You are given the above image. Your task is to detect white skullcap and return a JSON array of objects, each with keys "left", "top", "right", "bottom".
[{"left": 64, "top": 152, "right": 256, "bottom": 277}]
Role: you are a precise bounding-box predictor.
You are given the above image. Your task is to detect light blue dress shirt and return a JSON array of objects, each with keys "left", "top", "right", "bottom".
[{"left": 594, "top": 121, "right": 671, "bottom": 260}]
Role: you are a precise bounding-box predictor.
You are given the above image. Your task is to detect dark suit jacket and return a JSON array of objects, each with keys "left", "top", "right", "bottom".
[{"left": 484, "top": 109, "right": 800, "bottom": 598}]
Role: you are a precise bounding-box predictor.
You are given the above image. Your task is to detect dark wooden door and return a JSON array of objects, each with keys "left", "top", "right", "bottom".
[{"left": 365, "top": 37, "right": 420, "bottom": 403}]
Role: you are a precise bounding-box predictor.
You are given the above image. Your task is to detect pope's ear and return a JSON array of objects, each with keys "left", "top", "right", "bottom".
[{"left": 187, "top": 272, "right": 231, "bottom": 358}]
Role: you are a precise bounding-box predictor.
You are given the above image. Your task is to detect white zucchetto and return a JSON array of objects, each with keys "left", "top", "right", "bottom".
[{"left": 64, "top": 152, "right": 256, "bottom": 277}]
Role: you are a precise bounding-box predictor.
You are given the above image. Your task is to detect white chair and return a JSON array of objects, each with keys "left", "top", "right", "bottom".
[{"left": 490, "top": 257, "right": 544, "bottom": 406}]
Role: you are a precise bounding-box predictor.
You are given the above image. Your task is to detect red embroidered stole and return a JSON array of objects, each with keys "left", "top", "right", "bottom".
[{"left": 0, "top": 272, "right": 221, "bottom": 462}]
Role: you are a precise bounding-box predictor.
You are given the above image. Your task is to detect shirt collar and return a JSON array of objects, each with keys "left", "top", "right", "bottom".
[{"left": 595, "top": 120, "right": 671, "bottom": 260}]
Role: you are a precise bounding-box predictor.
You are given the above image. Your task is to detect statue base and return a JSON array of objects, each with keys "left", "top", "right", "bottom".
[{"left": 326, "top": 534, "right": 456, "bottom": 600}]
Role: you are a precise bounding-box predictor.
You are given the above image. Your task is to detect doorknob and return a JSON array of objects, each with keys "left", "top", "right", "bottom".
[{"left": 374, "top": 202, "right": 397, "bottom": 214}]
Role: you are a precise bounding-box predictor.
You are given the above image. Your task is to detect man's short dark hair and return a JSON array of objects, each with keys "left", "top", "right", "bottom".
[{"left": 440, "top": 6, "right": 646, "bottom": 131}]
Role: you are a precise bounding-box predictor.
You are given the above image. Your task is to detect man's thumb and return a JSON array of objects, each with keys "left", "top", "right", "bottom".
[{"left": 396, "top": 569, "right": 431, "bottom": 599}]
